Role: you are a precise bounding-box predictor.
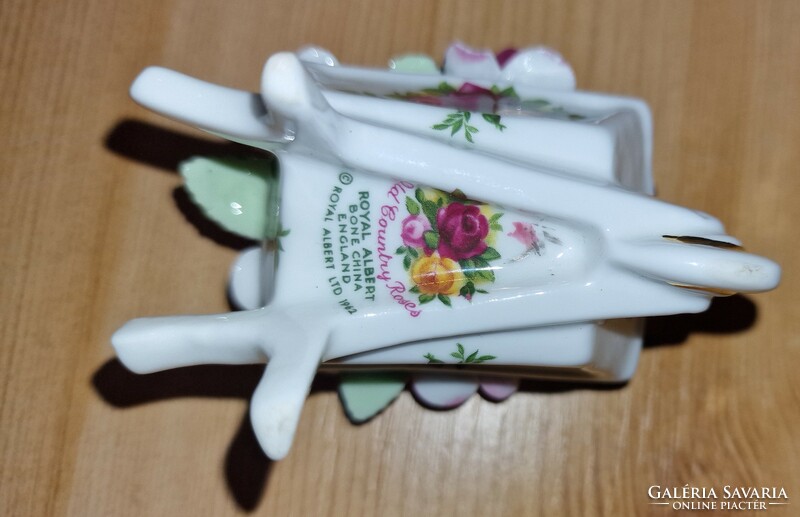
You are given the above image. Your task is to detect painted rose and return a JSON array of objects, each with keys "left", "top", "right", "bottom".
[
  {"left": 400, "top": 214, "right": 432, "bottom": 249},
  {"left": 436, "top": 203, "right": 489, "bottom": 260},
  {"left": 409, "top": 82, "right": 498, "bottom": 113},
  {"left": 410, "top": 254, "right": 466, "bottom": 295},
  {"left": 508, "top": 221, "right": 539, "bottom": 251}
]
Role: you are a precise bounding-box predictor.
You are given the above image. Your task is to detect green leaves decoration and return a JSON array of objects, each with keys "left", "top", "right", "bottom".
[
  {"left": 489, "top": 85, "right": 519, "bottom": 98},
  {"left": 339, "top": 373, "right": 406, "bottom": 423},
  {"left": 420, "top": 82, "right": 457, "bottom": 96},
  {"left": 432, "top": 111, "right": 480, "bottom": 143},
  {"left": 396, "top": 245, "right": 419, "bottom": 271},
  {"left": 478, "top": 247, "right": 500, "bottom": 261},
  {"left": 489, "top": 213, "right": 504, "bottom": 232},
  {"left": 405, "top": 196, "right": 420, "bottom": 215},
  {"left": 424, "top": 343, "right": 497, "bottom": 364},
  {"left": 180, "top": 156, "right": 280, "bottom": 241},
  {"left": 423, "top": 231, "right": 439, "bottom": 250},
  {"left": 421, "top": 200, "right": 439, "bottom": 228},
  {"left": 482, "top": 113, "right": 507, "bottom": 131},
  {"left": 423, "top": 353, "right": 444, "bottom": 364},
  {"left": 520, "top": 98, "right": 586, "bottom": 120}
]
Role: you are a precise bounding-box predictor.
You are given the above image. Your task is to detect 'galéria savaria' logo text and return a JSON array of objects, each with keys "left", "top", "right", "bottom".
[{"left": 648, "top": 485, "right": 789, "bottom": 511}]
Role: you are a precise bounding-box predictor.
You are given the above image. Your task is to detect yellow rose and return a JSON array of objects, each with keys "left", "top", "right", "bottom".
[{"left": 410, "top": 253, "right": 466, "bottom": 295}]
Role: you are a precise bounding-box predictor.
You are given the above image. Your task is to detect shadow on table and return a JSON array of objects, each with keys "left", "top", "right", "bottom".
[
  {"left": 513, "top": 294, "right": 757, "bottom": 394},
  {"left": 106, "top": 118, "right": 245, "bottom": 174},
  {"left": 93, "top": 360, "right": 338, "bottom": 511},
  {"left": 105, "top": 118, "right": 271, "bottom": 250},
  {"left": 643, "top": 294, "right": 757, "bottom": 348}
]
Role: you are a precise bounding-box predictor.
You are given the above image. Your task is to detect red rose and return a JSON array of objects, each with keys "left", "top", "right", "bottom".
[{"left": 436, "top": 203, "right": 489, "bottom": 260}]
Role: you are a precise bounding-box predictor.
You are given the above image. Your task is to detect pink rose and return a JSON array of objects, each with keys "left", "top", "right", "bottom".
[
  {"left": 436, "top": 203, "right": 489, "bottom": 260},
  {"left": 401, "top": 214, "right": 431, "bottom": 249}
]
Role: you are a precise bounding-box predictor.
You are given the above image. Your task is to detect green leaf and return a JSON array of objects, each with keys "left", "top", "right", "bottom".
[
  {"left": 466, "top": 125, "right": 478, "bottom": 133},
  {"left": 432, "top": 123, "right": 450, "bottom": 130},
  {"left": 419, "top": 294, "right": 435, "bottom": 304},
  {"left": 403, "top": 254, "right": 412, "bottom": 270},
  {"left": 451, "top": 352, "right": 463, "bottom": 359},
  {"left": 409, "top": 285, "right": 420, "bottom": 293},
  {"left": 476, "top": 355, "right": 496, "bottom": 362},
  {"left": 422, "top": 200, "right": 439, "bottom": 228},
  {"left": 390, "top": 55, "right": 439, "bottom": 74},
  {"left": 459, "top": 285, "right": 469, "bottom": 297},
  {"left": 460, "top": 259, "right": 477, "bottom": 279},
  {"left": 407, "top": 247, "right": 419, "bottom": 258},
  {"left": 471, "top": 257, "right": 495, "bottom": 282},
  {"left": 423, "top": 230, "right": 439, "bottom": 250},
  {"left": 451, "top": 119, "right": 463, "bottom": 135},
  {"left": 405, "top": 196, "right": 420, "bottom": 215},
  {"left": 278, "top": 228, "right": 291, "bottom": 237},
  {"left": 479, "top": 247, "right": 501, "bottom": 261},
  {"left": 476, "top": 289, "right": 488, "bottom": 294},
  {"left": 437, "top": 294, "right": 452, "bottom": 307},
  {"left": 465, "top": 350, "right": 479, "bottom": 363},
  {"left": 180, "top": 156, "right": 279, "bottom": 241},
  {"left": 457, "top": 343, "right": 465, "bottom": 356},
  {"left": 465, "top": 131, "right": 474, "bottom": 143},
  {"left": 527, "top": 98, "right": 551, "bottom": 108},
  {"left": 499, "top": 86, "right": 518, "bottom": 98},
  {"left": 463, "top": 111, "right": 471, "bottom": 122},
  {"left": 415, "top": 188, "right": 426, "bottom": 203},
  {"left": 396, "top": 246, "right": 407, "bottom": 254},
  {"left": 473, "top": 257, "right": 490, "bottom": 270},
  {"left": 437, "top": 82, "right": 456, "bottom": 94},
  {"left": 339, "top": 373, "right": 406, "bottom": 423},
  {"left": 489, "top": 213, "right": 503, "bottom": 223},
  {"left": 424, "top": 353, "right": 444, "bottom": 364},
  {"left": 466, "top": 281, "right": 476, "bottom": 295},
  {"left": 490, "top": 223, "right": 503, "bottom": 232},
  {"left": 478, "top": 268, "right": 495, "bottom": 282},
  {"left": 481, "top": 113, "right": 506, "bottom": 131}
]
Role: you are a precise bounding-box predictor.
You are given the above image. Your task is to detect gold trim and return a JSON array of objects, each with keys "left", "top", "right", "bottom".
[
  {"left": 668, "top": 282, "right": 737, "bottom": 296},
  {"left": 319, "top": 363, "right": 620, "bottom": 382},
  {"left": 662, "top": 235, "right": 743, "bottom": 250}
]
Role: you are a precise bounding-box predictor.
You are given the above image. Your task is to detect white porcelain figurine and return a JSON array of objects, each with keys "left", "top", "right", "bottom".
[{"left": 113, "top": 43, "right": 781, "bottom": 460}]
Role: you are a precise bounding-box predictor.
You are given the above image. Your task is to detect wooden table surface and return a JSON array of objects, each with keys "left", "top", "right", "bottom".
[{"left": 2, "top": 1, "right": 798, "bottom": 515}]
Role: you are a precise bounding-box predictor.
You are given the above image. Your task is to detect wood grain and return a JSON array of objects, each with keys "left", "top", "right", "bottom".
[{"left": 2, "top": 1, "right": 798, "bottom": 515}]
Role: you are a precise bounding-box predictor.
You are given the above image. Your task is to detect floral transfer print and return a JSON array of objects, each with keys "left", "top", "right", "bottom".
[
  {"left": 396, "top": 187, "right": 504, "bottom": 306},
  {"left": 398, "top": 80, "right": 517, "bottom": 113},
  {"left": 393, "top": 80, "right": 586, "bottom": 142},
  {"left": 424, "top": 343, "right": 496, "bottom": 364},
  {"left": 412, "top": 82, "right": 514, "bottom": 142},
  {"left": 507, "top": 221, "right": 539, "bottom": 255}
]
